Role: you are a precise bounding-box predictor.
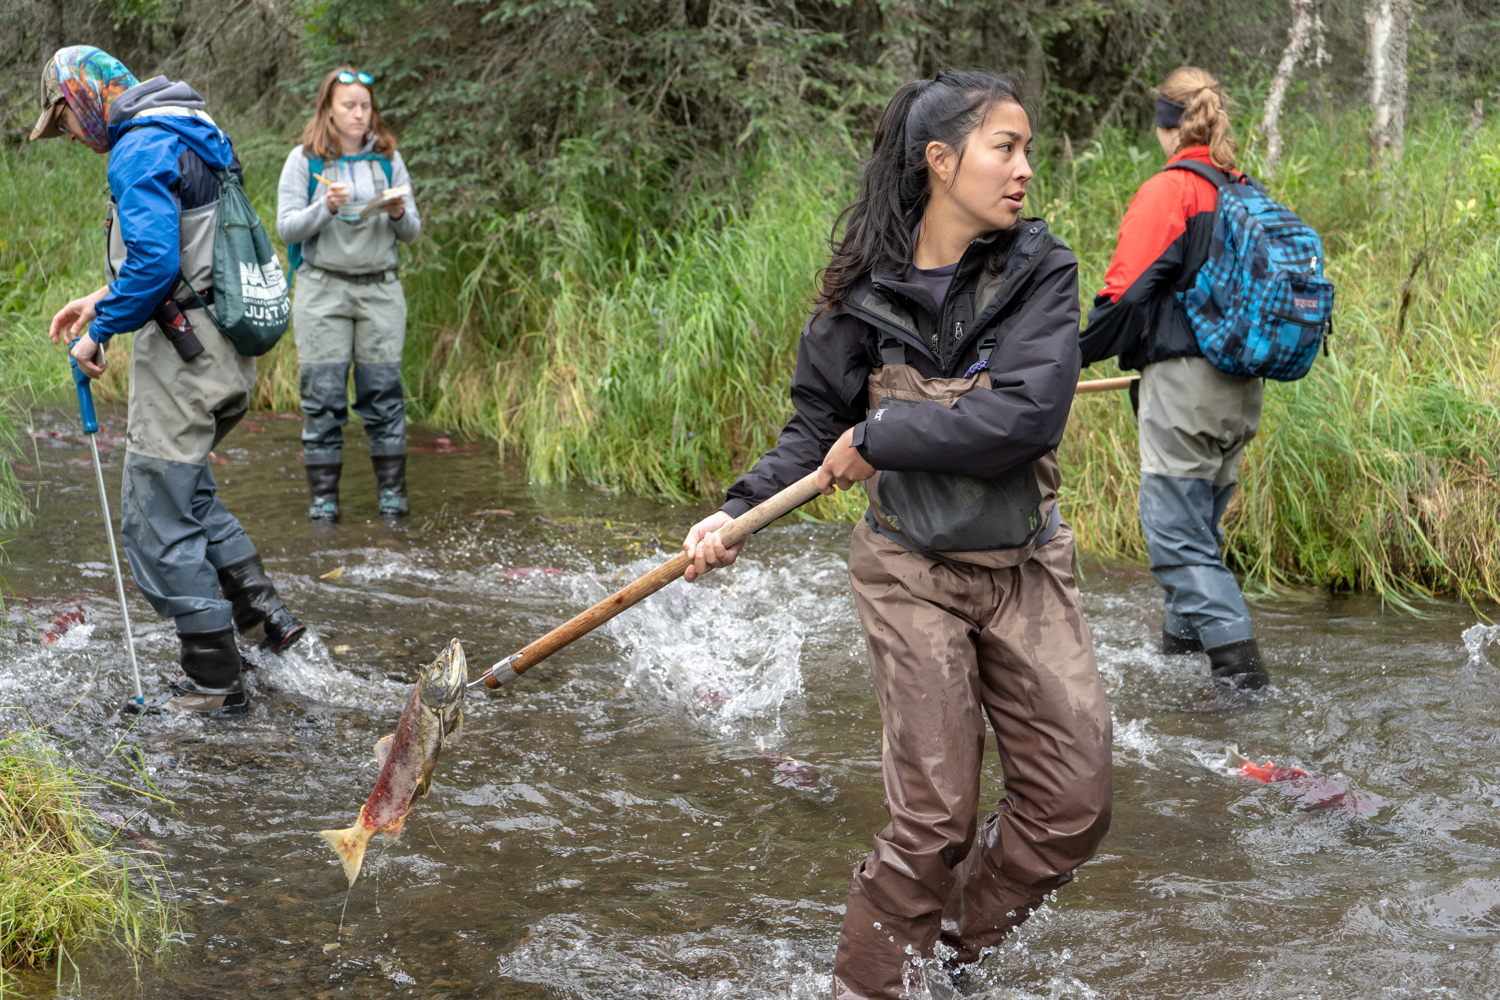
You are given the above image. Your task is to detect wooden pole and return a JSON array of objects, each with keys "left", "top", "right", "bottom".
[
  {"left": 1075, "top": 374, "right": 1139, "bottom": 394},
  {"left": 472, "top": 374, "right": 1139, "bottom": 690}
]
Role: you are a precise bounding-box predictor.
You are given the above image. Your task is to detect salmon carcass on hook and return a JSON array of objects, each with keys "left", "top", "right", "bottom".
[{"left": 319, "top": 639, "right": 467, "bottom": 886}]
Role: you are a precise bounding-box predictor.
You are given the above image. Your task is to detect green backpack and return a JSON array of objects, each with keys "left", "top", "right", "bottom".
[{"left": 180, "top": 168, "right": 291, "bottom": 356}]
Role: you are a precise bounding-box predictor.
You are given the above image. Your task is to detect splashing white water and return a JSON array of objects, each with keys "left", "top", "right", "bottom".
[
  {"left": 247, "top": 631, "right": 407, "bottom": 710},
  {"left": 579, "top": 552, "right": 848, "bottom": 731},
  {"left": 1462, "top": 623, "right": 1500, "bottom": 666},
  {"left": 1112, "top": 716, "right": 1161, "bottom": 770}
]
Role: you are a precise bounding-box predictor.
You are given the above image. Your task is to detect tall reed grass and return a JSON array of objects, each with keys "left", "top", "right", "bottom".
[
  {"left": 0, "top": 729, "right": 174, "bottom": 996},
  {"left": 4, "top": 104, "right": 1498, "bottom": 600}
]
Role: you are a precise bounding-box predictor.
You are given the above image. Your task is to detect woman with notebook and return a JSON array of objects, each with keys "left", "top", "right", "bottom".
[{"left": 276, "top": 66, "right": 421, "bottom": 521}]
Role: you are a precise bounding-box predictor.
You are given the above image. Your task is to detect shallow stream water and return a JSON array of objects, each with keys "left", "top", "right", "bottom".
[{"left": 7, "top": 408, "right": 1500, "bottom": 999}]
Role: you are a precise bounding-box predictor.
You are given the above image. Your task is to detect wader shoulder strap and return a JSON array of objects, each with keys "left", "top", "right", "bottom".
[
  {"left": 978, "top": 328, "right": 998, "bottom": 363},
  {"left": 879, "top": 333, "right": 906, "bottom": 367}
]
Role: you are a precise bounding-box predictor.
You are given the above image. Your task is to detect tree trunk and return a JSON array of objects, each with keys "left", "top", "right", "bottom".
[
  {"left": 880, "top": 0, "right": 919, "bottom": 82},
  {"left": 1024, "top": 25, "right": 1047, "bottom": 105},
  {"left": 1365, "top": 0, "right": 1412, "bottom": 162},
  {"left": 1260, "top": 0, "right": 1315, "bottom": 175}
]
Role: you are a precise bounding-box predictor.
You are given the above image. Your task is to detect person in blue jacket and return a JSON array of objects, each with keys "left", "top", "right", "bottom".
[{"left": 38, "top": 45, "right": 305, "bottom": 718}]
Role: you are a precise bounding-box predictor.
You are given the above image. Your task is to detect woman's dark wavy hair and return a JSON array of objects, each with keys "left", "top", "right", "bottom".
[{"left": 817, "top": 70, "right": 1029, "bottom": 314}]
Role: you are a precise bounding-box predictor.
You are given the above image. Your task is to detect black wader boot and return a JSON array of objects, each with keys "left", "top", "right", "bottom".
[
  {"left": 1161, "top": 629, "right": 1204, "bottom": 655},
  {"left": 307, "top": 463, "right": 341, "bottom": 523},
  {"left": 151, "top": 628, "right": 249, "bottom": 718},
  {"left": 1207, "top": 638, "right": 1269, "bottom": 690},
  {"left": 372, "top": 454, "right": 408, "bottom": 518},
  {"left": 217, "top": 554, "right": 307, "bottom": 654}
]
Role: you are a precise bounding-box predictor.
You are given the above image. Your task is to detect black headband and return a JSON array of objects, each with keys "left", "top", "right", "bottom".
[{"left": 1155, "top": 96, "right": 1186, "bottom": 129}]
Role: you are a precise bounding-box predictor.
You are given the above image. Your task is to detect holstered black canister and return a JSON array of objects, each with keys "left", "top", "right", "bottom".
[{"left": 153, "top": 297, "right": 204, "bottom": 362}]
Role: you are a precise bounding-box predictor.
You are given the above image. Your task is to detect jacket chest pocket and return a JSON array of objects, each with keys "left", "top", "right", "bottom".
[{"left": 871, "top": 396, "right": 1043, "bottom": 552}]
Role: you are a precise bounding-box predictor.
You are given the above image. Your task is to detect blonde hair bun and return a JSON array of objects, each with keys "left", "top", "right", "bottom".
[{"left": 1157, "top": 67, "right": 1238, "bottom": 171}]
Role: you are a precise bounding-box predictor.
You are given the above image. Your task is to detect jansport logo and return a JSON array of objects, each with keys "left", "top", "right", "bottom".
[{"left": 1294, "top": 297, "right": 1321, "bottom": 310}]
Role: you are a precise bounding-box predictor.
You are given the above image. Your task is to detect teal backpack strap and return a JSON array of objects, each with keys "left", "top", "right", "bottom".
[
  {"left": 306, "top": 155, "right": 324, "bottom": 201},
  {"left": 287, "top": 154, "right": 323, "bottom": 279},
  {"left": 338, "top": 152, "right": 392, "bottom": 186}
]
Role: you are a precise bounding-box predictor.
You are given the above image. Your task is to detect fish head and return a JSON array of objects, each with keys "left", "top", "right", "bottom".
[{"left": 420, "top": 639, "right": 468, "bottom": 713}]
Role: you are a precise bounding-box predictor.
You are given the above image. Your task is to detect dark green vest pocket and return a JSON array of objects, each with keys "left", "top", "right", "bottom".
[{"left": 873, "top": 398, "right": 1043, "bottom": 551}]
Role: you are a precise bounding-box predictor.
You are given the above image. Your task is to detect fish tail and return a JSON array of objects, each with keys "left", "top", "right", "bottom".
[{"left": 318, "top": 821, "right": 376, "bottom": 886}]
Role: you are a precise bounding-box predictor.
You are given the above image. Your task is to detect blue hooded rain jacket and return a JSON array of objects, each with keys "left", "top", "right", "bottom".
[{"left": 90, "top": 77, "right": 241, "bottom": 343}]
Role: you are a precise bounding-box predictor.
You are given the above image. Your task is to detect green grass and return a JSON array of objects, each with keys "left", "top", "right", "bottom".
[
  {"left": 0, "top": 728, "right": 175, "bottom": 996},
  {"left": 5, "top": 102, "right": 1500, "bottom": 601}
]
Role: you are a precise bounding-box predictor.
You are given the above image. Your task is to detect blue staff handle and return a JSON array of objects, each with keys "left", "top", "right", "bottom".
[{"left": 70, "top": 339, "right": 143, "bottom": 708}]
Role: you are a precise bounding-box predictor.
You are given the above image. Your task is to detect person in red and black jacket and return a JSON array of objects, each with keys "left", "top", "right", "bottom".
[{"left": 1079, "top": 67, "right": 1268, "bottom": 690}]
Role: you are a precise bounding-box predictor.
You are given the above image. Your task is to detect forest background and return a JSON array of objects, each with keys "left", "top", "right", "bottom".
[{"left": 3, "top": 0, "right": 1500, "bottom": 607}]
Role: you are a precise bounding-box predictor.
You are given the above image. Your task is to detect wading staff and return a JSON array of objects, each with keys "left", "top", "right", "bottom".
[
  {"left": 70, "top": 343, "right": 144, "bottom": 711},
  {"left": 469, "top": 374, "right": 1141, "bottom": 691}
]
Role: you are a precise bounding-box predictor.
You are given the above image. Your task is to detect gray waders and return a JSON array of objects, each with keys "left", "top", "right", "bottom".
[
  {"left": 1137, "top": 355, "right": 1268, "bottom": 687},
  {"left": 287, "top": 151, "right": 413, "bottom": 522},
  {"left": 106, "top": 111, "right": 305, "bottom": 717}
]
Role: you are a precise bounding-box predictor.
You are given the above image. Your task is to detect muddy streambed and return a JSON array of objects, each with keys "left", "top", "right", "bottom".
[{"left": 6, "top": 407, "right": 1500, "bottom": 999}]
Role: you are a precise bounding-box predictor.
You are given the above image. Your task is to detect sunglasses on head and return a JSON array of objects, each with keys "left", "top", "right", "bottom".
[{"left": 336, "top": 70, "right": 373, "bottom": 85}]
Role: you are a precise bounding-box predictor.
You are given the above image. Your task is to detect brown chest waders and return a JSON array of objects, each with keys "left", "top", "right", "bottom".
[{"left": 832, "top": 346, "right": 1113, "bottom": 999}]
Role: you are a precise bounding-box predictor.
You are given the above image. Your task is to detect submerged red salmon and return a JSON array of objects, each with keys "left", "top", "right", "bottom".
[
  {"left": 319, "top": 639, "right": 467, "bottom": 886},
  {"left": 757, "top": 737, "right": 823, "bottom": 790},
  {"left": 40, "top": 608, "right": 87, "bottom": 645},
  {"left": 1224, "top": 745, "right": 1376, "bottom": 814}
]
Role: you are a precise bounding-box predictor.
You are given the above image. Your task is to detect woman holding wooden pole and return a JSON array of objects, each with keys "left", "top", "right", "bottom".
[{"left": 681, "top": 72, "right": 1111, "bottom": 997}]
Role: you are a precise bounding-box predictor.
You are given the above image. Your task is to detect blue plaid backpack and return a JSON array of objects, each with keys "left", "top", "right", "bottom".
[{"left": 1167, "top": 160, "right": 1334, "bottom": 382}]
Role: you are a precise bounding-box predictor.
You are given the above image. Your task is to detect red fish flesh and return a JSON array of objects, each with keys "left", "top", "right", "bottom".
[
  {"left": 1224, "top": 745, "right": 1375, "bottom": 813},
  {"left": 40, "top": 608, "right": 86, "bottom": 645},
  {"left": 503, "top": 567, "right": 562, "bottom": 581}
]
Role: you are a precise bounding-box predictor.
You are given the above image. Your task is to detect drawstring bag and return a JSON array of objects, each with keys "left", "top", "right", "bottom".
[{"left": 179, "top": 168, "right": 291, "bottom": 356}]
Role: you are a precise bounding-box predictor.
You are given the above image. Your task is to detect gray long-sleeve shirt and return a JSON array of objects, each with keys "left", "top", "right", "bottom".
[{"left": 276, "top": 138, "right": 419, "bottom": 274}]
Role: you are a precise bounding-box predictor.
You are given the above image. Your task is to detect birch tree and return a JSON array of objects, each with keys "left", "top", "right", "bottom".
[
  {"left": 1260, "top": 0, "right": 1327, "bottom": 174},
  {"left": 1365, "top": 0, "right": 1413, "bottom": 161}
]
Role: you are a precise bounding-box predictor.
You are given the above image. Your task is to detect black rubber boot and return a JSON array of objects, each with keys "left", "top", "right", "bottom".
[
  {"left": 1162, "top": 629, "right": 1204, "bottom": 655},
  {"left": 1207, "top": 638, "right": 1269, "bottom": 690},
  {"left": 217, "top": 554, "right": 307, "bottom": 655},
  {"left": 372, "top": 454, "right": 408, "bottom": 518},
  {"left": 132, "top": 628, "right": 249, "bottom": 718},
  {"left": 306, "top": 463, "right": 341, "bottom": 523}
]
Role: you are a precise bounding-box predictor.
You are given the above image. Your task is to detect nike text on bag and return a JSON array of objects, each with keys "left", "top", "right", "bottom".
[
  {"left": 184, "top": 169, "right": 290, "bottom": 355},
  {"left": 1168, "top": 160, "right": 1335, "bottom": 382}
]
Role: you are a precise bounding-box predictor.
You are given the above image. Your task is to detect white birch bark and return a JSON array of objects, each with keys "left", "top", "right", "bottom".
[
  {"left": 1261, "top": 0, "right": 1316, "bottom": 174},
  {"left": 1366, "top": 0, "right": 1412, "bottom": 161}
]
